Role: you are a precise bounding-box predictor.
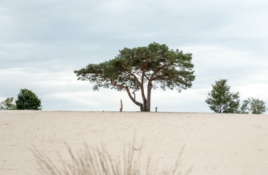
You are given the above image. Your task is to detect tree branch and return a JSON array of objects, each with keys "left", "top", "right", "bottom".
[
  {"left": 126, "top": 71, "right": 141, "bottom": 86},
  {"left": 110, "top": 79, "right": 126, "bottom": 89},
  {"left": 110, "top": 79, "right": 143, "bottom": 107},
  {"left": 140, "top": 57, "right": 149, "bottom": 106},
  {"left": 152, "top": 74, "right": 169, "bottom": 81},
  {"left": 149, "top": 63, "right": 171, "bottom": 82},
  {"left": 132, "top": 90, "right": 137, "bottom": 100},
  {"left": 144, "top": 74, "right": 150, "bottom": 81}
]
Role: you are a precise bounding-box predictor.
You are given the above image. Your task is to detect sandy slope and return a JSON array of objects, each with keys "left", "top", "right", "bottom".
[{"left": 0, "top": 111, "right": 267, "bottom": 175}]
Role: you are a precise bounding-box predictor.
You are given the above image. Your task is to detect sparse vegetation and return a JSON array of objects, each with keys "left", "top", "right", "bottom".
[
  {"left": 31, "top": 140, "right": 191, "bottom": 175},
  {"left": 240, "top": 97, "right": 267, "bottom": 114},
  {"left": 206, "top": 79, "right": 267, "bottom": 114},
  {"left": 0, "top": 97, "right": 16, "bottom": 110}
]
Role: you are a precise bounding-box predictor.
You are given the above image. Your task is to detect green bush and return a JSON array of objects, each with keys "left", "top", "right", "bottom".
[{"left": 15, "top": 89, "right": 41, "bottom": 110}]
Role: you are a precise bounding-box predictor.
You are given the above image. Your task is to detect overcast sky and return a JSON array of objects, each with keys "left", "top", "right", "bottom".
[{"left": 0, "top": 0, "right": 267, "bottom": 112}]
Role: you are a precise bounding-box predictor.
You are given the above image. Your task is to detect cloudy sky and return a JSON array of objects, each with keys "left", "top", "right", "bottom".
[{"left": 0, "top": 0, "right": 267, "bottom": 112}]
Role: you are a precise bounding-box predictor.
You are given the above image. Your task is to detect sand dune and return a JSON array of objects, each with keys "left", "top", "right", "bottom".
[{"left": 0, "top": 111, "right": 267, "bottom": 175}]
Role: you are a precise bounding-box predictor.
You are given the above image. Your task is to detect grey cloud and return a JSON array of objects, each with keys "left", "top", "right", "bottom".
[{"left": 0, "top": 0, "right": 267, "bottom": 112}]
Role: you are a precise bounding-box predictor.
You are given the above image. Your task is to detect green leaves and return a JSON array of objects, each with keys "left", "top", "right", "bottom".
[
  {"left": 15, "top": 89, "right": 42, "bottom": 110},
  {"left": 75, "top": 42, "right": 195, "bottom": 92},
  {"left": 240, "top": 98, "right": 266, "bottom": 114},
  {"left": 205, "top": 79, "right": 240, "bottom": 113},
  {"left": 206, "top": 79, "right": 267, "bottom": 114},
  {"left": 0, "top": 97, "right": 16, "bottom": 110}
]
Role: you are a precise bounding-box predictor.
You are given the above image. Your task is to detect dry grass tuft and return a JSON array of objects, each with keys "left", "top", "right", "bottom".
[{"left": 31, "top": 139, "right": 192, "bottom": 175}]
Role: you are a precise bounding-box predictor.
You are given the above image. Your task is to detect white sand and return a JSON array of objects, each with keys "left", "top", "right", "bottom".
[{"left": 0, "top": 111, "right": 268, "bottom": 175}]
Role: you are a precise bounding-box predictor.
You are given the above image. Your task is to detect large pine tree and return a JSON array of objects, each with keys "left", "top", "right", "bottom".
[{"left": 75, "top": 42, "right": 195, "bottom": 112}]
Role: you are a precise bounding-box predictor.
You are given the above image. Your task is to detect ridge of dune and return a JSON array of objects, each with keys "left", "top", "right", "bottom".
[{"left": 0, "top": 111, "right": 267, "bottom": 175}]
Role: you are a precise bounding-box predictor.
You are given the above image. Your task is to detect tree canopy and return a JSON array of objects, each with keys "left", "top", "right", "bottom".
[
  {"left": 75, "top": 42, "right": 195, "bottom": 111},
  {"left": 205, "top": 79, "right": 240, "bottom": 113},
  {"left": 0, "top": 97, "right": 16, "bottom": 110},
  {"left": 240, "top": 97, "right": 267, "bottom": 114},
  {"left": 206, "top": 79, "right": 267, "bottom": 114},
  {"left": 15, "top": 89, "right": 42, "bottom": 110}
]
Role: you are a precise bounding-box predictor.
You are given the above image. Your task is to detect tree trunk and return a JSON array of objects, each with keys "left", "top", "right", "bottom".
[
  {"left": 125, "top": 87, "right": 144, "bottom": 112},
  {"left": 143, "top": 101, "right": 148, "bottom": 112},
  {"left": 145, "top": 82, "right": 153, "bottom": 112},
  {"left": 142, "top": 105, "right": 150, "bottom": 112}
]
